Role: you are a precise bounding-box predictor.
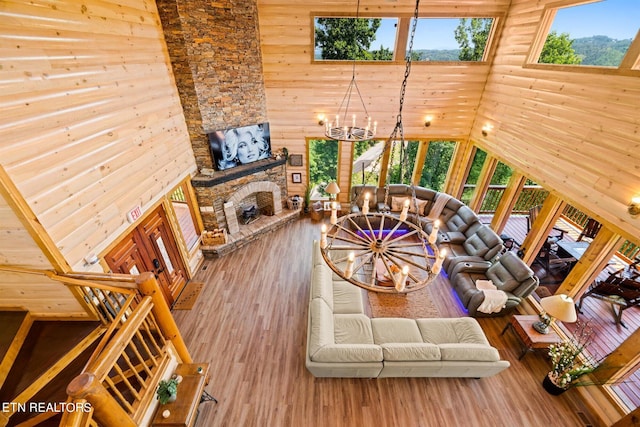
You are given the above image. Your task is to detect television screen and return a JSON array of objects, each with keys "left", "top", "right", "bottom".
[{"left": 208, "top": 122, "right": 272, "bottom": 171}]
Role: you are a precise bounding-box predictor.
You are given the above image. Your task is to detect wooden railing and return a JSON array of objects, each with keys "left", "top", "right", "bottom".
[
  {"left": 58, "top": 272, "right": 191, "bottom": 427},
  {"left": 461, "top": 184, "right": 639, "bottom": 262}
]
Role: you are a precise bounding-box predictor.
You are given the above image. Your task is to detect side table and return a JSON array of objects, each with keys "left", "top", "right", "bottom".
[
  {"left": 501, "top": 315, "right": 562, "bottom": 360},
  {"left": 152, "top": 363, "right": 215, "bottom": 427}
]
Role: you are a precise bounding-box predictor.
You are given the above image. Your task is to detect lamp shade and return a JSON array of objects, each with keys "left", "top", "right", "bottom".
[
  {"left": 540, "top": 294, "right": 577, "bottom": 323},
  {"left": 325, "top": 181, "right": 340, "bottom": 195}
]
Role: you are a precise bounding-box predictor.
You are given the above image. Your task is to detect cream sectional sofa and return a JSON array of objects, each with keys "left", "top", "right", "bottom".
[{"left": 306, "top": 241, "right": 510, "bottom": 378}]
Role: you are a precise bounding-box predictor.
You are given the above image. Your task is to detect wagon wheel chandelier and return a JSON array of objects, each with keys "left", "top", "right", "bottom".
[
  {"left": 320, "top": 0, "right": 443, "bottom": 294},
  {"left": 323, "top": 0, "right": 376, "bottom": 142}
]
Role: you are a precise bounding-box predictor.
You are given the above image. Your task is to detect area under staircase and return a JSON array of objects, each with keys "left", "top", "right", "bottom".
[{"left": 0, "top": 309, "right": 104, "bottom": 427}]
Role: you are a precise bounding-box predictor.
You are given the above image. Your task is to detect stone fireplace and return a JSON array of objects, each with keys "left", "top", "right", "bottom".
[
  {"left": 192, "top": 158, "right": 299, "bottom": 257},
  {"left": 223, "top": 181, "right": 282, "bottom": 234}
]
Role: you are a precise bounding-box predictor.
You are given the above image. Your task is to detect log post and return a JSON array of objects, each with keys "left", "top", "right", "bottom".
[
  {"left": 67, "top": 373, "right": 136, "bottom": 427},
  {"left": 136, "top": 272, "right": 192, "bottom": 363}
]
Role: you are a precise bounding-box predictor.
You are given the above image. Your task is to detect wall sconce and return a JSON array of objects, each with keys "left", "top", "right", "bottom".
[
  {"left": 424, "top": 115, "right": 433, "bottom": 127},
  {"left": 318, "top": 114, "right": 325, "bottom": 126},
  {"left": 481, "top": 123, "right": 493, "bottom": 136},
  {"left": 629, "top": 196, "right": 640, "bottom": 217}
]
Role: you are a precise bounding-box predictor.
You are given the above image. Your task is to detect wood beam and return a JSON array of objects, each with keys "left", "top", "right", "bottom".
[
  {"left": 443, "top": 141, "right": 475, "bottom": 199},
  {"left": 593, "top": 328, "right": 640, "bottom": 391},
  {"left": 519, "top": 194, "right": 566, "bottom": 266},
  {"left": 411, "top": 141, "right": 429, "bottom": 186},
  {"left": 611, "top": 406, "right": 640, "bottom": 426},
  {"left": 468, "top": 154, "right": 497, "bottom": 213},
  {"left": 491, "top": 172, "right": 526, "bottom": 233},
  {"left": 378, "top": 138, "right": 392, "bottom": 188},
  {"left": 0, "top": 165, "right": 71, "bottom": 273},
  {"left": 556, "top": 227, "right": 624, "bottom": 298}
]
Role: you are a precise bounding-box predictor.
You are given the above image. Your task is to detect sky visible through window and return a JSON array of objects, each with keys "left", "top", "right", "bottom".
[{"left": 369, "top": 0, "right": 639, "bottom": 52}]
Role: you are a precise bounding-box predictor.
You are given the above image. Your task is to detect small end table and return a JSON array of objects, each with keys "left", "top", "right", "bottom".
[{"left": 501, "top": 315, "right": 562, "bottom": 360}]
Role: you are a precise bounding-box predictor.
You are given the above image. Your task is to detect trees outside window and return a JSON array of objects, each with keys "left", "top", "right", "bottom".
[
  {"left": 419, "top": 141, "right": 456, "bottom": 191},
  {"left": 308, "top": 139, "right": 339, "bottom": 199}
]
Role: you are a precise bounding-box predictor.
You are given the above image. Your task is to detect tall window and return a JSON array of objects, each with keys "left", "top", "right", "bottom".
[
  {"left": 308, "top": 139, "right": 339, "bottom": 199},
  {"left": 536, "top": 0, "right": 638, "bottom": 67},
  {"left": 388, "top": 140, "right": 418, "bottom": 185},
  {"left": 461, "top": 148, "right": 487, "bottom": 204},
  {"left": 411, "top": 18, "right": 494, "bottom": 62},
  {"left": 314, "top": 17, "right": 397, "bottom": 61},
  {"left": 480, "top": 161, "right": 513, "bottom": 213},
  {"left": 352, "top": 140, "right": 383, "bottom": 186},
  {"left": 419, "top": 140, "right": 456, "bottom": 191}
]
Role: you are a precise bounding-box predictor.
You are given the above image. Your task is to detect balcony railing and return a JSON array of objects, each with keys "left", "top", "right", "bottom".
[{"left": 462, "top": 184, "right": 639, "bottom": 262}]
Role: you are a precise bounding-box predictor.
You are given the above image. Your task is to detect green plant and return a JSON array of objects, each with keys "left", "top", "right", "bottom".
[
  {"left": 548, "top": 322, "right": 600, "bottom": 389},
  {"left": 303, "top": 185, "right": 312, "bottom": 209},
  {"left": 156, "top": 378, "right": 179, "bottom": 404}
]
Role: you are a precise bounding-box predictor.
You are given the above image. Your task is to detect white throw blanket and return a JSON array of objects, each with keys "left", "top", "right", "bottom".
[
  {"left": 475, "top": 280, "right": 508, "bottom": 314},
  {"left": 427, "top": 192, "right": 452, "bottom": 220}
]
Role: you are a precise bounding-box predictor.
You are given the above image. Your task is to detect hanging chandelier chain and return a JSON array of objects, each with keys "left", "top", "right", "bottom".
[{"left": 384, "top": 0, "right": 420, "bottom": 202}]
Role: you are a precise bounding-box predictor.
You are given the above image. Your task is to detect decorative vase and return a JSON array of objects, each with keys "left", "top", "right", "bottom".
[
  {"left": 167, "top": 393, "right": 177, "bottom": 403},
  {"left": 542, "top": 373, "right": 569, "bottom": 395}
]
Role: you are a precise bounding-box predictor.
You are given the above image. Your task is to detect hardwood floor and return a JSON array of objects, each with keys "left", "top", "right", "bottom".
[{"left": 172, "top": 217, "right": 603, "bottom": 427}]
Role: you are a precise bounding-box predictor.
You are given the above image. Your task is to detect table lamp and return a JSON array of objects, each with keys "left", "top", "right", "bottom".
[
  {"left": 325, "top": 181, "right": 340, "bottom": 201},
  {"left": 533, "top": 294, "right": 577, "bottom": 334}
]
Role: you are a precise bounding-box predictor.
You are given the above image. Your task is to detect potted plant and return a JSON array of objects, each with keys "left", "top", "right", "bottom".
[
  {"left": 303, "top": 185, "right": 312, "bottom": 214},
  {"left": 156, "top": 378, "right": 179, "bottom": 404},
  {"left": 544, "top": 322, "right": 600, "bottom": 395}
]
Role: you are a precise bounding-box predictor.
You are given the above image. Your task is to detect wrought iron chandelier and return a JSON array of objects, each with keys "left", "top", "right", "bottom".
[
  {"left": 323, "top": 0, "right": 376, "bottom": 142},
  {"left": 320, "top": 0, "right": 441, "bottom": 293}
]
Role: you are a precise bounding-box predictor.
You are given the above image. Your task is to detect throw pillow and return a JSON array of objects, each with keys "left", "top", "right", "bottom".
[
  {"left": 391, "top": 196, "right": 407, "bottom": 212},
  {"left": 409, "top": 199, "right": 428, "bottom": 215}
]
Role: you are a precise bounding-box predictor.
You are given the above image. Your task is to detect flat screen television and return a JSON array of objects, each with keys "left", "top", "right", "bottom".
[{"left": 208, "top": 122, "right": 272, "bottom": 171}]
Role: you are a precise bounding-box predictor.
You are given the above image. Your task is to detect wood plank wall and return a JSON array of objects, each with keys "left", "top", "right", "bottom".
[
  {"left": 258, "top": 0, "right": 640, "bottom": 245},
  {"left": 0, "top": 1, "right": 198, "bottom": 276},
  {"left": 470, "top": 0, "right": 640, "bottom": 243},
  {"left": 258, "top": 0, "right": 511, "bottom": 197},
  {"left": 0, "top": 193, "right": 83, "bottom": 315}
]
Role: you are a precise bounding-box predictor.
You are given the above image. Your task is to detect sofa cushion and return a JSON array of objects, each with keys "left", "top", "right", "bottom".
[
  {"left": 309, "top": 298, "right": 335, "bottom": 357},
  {"left": 311, "top": 344, "right": 384, "bottom": 363},
  {"left": 391, "top": 196, "right": 407, "bottom": 212},
  {"left": 380, "top": 343, "right": 441, "bottom": 361},
  {"left": 312, "top": 240, "right": 324, "bottom": 267},
  {"left": 499, "top": 251, "right": 535, "bottom": 282},
  {"left": 311, "top": 264, "right": 334, "bottom": 309},
  {"left": 334, "top": 314, "right": 375, "bottom": 344},
  {"left": 351, "top": 184, "right": 378, "bottom": 208},
  {"left": 333, "top": 281, "right": 364, "bottom": 314},
  {"left": 439, "top": 343, "right": 500, "bottom": 362},
  {"left": 457, "top": 206, "right": 478, "bottom": 225},
  {"left": 409, "top": 198, "right": 429, "bottom": 215},
  {"left": 462, "top": 234, "right": 490, "bottom": 257},
  {"left": 371, "top": 318, "right": 422, "bottom": 343},
  {"left": 486, "top": 262, "right": 521, "bottom": 293},
  {"left": 416, "top": 318, "right": 490, "bottom": 345}
]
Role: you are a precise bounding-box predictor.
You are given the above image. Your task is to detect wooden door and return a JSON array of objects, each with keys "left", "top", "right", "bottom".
[
  {"left": 106, "top": 205, "right": 187, "bottom": 306},
  {"left": 139, "top": 206, "right": 187, "bottom": 304}
]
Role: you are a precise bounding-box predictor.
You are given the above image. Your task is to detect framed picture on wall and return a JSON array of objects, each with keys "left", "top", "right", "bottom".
[
  {"left": 292, "top": 173, "right": 302, "bottom": 183},
  {"left": 289, "top": 154, "right": 303, "bottom": 167}
]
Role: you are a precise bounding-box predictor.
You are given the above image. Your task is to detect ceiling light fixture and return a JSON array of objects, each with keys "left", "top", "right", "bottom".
[
  {"left": 321, "top": 0, "right": 438, "bottom": 294},
  {"left": 323, "top": 0, "right": 376, "bottom": 142}
]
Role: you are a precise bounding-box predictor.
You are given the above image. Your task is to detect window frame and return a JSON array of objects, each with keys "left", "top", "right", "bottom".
[
  {"left": 311, "top": 12, "right": 503, "bottom": 65},
  {"left": 525, "top": 0, "right": 640, "bottom": 76}
]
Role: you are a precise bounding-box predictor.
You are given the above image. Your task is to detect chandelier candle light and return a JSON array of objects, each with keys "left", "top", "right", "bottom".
[
  {"left": 319, "top": 0, "right": 434, "bottom": 294},
  {"left": 322, "top": 0, "right": 376, "bottom": 143}
]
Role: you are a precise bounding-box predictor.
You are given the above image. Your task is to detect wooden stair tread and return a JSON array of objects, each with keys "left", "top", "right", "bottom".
[
  {"left": 0, "top": 320, "right": 101, "bottom": 402},
  {"left": 0, "top": 311, "right": 28, "bottom": 362}
]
